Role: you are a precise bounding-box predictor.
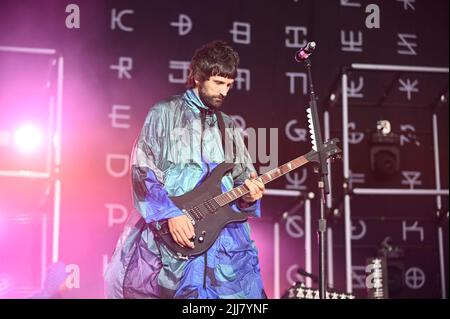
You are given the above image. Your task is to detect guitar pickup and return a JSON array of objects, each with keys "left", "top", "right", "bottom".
[{"left": 182, "top": 209, "right": 196, "bottom": 226}]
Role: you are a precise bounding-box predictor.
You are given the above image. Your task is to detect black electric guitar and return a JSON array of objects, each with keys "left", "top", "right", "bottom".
[{"left": 150, "top": 138, "right": 341, "bottom": 259}]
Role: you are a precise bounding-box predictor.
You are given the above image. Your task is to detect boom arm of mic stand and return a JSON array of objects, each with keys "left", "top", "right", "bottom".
[{"left": 307, "top": 89, "right": 330, "bottom": 195}]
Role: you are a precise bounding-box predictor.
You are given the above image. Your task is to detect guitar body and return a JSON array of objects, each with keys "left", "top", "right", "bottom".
[{"left": 151, "top": 162, "right": 248, "bottom": 258}]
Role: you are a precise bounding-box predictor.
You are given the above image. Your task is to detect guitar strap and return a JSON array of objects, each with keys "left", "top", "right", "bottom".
[
  {"left": 215, "top": 110, "right": 236, "bottom": 163},
  {"left": 199, "top": 107, "right": 236, "bottom": 164}
]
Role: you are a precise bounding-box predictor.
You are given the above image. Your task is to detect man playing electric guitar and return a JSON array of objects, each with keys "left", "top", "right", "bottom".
[{"left": 104, "top": 40, "right": 266, "bottom": 299}]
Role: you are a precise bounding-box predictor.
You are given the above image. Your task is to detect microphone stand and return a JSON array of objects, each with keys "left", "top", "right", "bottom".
[{"left": 301, "top": 56, "right": 330, "bottom": 299}]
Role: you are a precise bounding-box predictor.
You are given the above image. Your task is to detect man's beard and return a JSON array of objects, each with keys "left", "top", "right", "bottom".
[{"left": 198, "top": 86, "right": 225, "bottom": 110}]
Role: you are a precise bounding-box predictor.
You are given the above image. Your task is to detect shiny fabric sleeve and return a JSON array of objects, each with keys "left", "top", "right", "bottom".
[
  {"left": 131, "top": 104, "right": 184, "bottom": 223},
  {"left": 228, "top": 120, "right": 262, "bottom": 218}
]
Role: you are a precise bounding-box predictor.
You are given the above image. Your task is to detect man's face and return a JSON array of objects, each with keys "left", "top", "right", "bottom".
[{"left": 196, "top": 75, "right": 234, "bottom": 110}]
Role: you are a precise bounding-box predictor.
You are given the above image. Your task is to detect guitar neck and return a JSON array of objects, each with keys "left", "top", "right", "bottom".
[{"left": 215, "top": 155, "right": 310, "bottom": 206}]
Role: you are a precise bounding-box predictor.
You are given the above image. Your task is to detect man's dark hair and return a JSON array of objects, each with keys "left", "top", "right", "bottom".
[{"left": 186, "top": 40, "right": 240, "bottom": 89}]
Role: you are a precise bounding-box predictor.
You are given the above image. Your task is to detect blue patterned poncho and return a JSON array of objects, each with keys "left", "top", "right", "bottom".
[{"left": 104, "top": 89, "right": 265, "bottom": 299}]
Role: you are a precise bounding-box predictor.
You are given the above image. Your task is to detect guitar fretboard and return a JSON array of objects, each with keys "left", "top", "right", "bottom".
[{"left": 214, "top": 155, "right": 309, "bottom": 207}]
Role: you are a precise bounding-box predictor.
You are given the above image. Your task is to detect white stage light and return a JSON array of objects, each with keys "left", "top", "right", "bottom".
[{"left": 14, "top": 124, "right": 42, "bottom": 152}]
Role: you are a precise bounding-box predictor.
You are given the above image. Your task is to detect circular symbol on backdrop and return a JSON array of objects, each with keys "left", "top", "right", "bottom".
[
  {"left": 230, "top": 115, "right": 246, "bottom": 130},
  {"left": 348, "top": 122, "right": 365, "bottom": 144},
  {"left": 285, "top": 215, "right": 304, "bottom": 238},
  {"left": 405, "top": 267, "right": 425, "bottom": 290},
  {"left": 170, "top": 14, "right": 192, "bottom": 36},
  {"left": 285, "top": 120, "right": 306, "bottom": 142},
  {"left": 351, "top": 220, "right": 367, "bottom": 240},
  {"left": 286, "top": 264, "right": 304, "bottom": 285},
  {"left": 230, "top": 115, "right": 248, "bottom": 136}
]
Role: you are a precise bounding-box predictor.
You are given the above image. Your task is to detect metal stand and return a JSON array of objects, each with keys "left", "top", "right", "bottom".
[{"left": 303, "top": 57, "right": 330, "bottom": 299}]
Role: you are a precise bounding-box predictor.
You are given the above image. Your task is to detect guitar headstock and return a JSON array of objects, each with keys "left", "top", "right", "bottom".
[{"left": 305, "top": 138, "right": 342, "bottom": 163}]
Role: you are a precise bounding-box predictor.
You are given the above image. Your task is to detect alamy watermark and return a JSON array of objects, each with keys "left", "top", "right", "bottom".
[{"left": 168, "top": 120, "right": 280, "bottom": 174}]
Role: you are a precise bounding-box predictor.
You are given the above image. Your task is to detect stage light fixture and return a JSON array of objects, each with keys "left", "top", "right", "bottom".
[
  {"left": 370, "top": 120, "right": 400, "bottom": 179},
  {"left": 14, "top": 124, "right": 42, "bottom": 152}
]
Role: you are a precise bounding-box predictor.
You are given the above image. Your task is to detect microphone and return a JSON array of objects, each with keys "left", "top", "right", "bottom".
[{"left": 295, "top": 41, "right": 316, "bottom": 62}]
